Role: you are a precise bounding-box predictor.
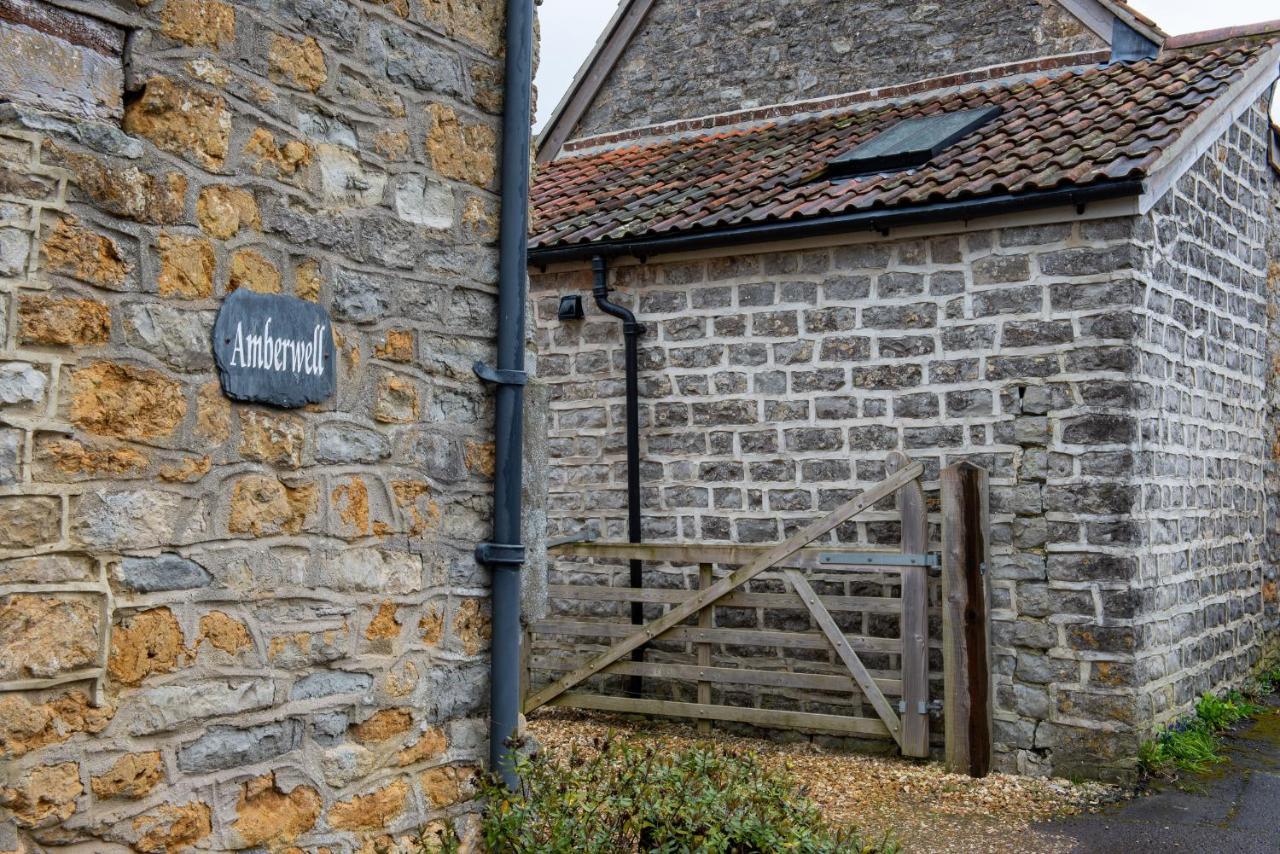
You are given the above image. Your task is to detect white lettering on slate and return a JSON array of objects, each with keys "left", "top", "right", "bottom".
[{"left": 228, "top": 317, "right": 327, "bottom": 376}]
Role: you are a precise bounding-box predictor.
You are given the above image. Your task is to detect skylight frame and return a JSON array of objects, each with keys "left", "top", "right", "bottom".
[{"left": 827, "top": 105, "right": 1004, "bottom": 179}]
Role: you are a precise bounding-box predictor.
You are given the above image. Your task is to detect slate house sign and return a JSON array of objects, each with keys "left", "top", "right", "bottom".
[{"left": 213, "top": 289, "right": 337, "bottom": 408}]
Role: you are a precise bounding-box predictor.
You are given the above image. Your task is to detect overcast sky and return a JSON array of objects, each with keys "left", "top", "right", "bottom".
[{"left": 534, "top": 0, "right": 1280, "bottom": 130}]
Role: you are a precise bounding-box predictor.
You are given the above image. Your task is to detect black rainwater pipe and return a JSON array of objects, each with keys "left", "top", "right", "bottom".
[
  {"left": 476, "top": 0, "right": 534, "bottom": 791},
  {"left": 592, "top": 256, "right": 647, "bottom": 698}
]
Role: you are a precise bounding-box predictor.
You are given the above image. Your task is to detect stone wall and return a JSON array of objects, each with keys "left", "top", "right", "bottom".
[
  {"left": 528, "top": 105, "right": 1278, "bottom": 780},
  {"left": 572, "top": 0, "right": 1105, "bottom": 140},
  {"left": 0, "top": 1, "right": 508, "bottom": 850},
  {"left": 1266, "top": 124, "right": 1280, "bottom": 642}
]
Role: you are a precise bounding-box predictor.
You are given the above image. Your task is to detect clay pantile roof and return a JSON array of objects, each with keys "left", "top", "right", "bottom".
[{"left": 531, "top": 37, "right": 1280, "bottom": 254}]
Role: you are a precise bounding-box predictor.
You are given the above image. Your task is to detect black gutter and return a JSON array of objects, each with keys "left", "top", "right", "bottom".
[
  {"left": 591, "top": 256, "right": 647, "bottom": 698},
  {"left": 476, "top": 0, "right": 534, "bottom": 791},
  {"left": 528, "top": 180, "right": 1145, "bottom": 265}
]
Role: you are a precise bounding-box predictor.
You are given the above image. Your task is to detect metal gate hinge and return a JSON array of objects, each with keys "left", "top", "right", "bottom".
[
  {"left": 476, "top": 542, "right": 526, "bottom": 567},
  {"left": 473, "top": 361, "right": 528, "bottom": 386},
  {"left": 897, "top": 700, "right": 929, "bottom": 715}
]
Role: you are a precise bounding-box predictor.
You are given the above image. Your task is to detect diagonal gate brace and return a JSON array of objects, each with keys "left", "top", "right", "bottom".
[{"left": 523, "top": 462, "right": 924, "bottom": 713}]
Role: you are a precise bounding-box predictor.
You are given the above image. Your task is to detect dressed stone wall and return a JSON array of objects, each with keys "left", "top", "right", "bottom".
[
  {"left": 528, "top": 101, "right": 1279, "bottom": 780},
  {"left": 0, "top": 1, "right": 509, "bottom": 850},
  {"left": 572, "top": 0, "right": 1105, "bottom": 140}
]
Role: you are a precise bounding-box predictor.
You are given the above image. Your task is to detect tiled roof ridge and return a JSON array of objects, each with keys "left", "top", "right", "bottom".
[
  {"left": 1166, "top": 18, "right": 1280, "bottom": 49},
  {"left": 559, "top": 50, "right": 1112, "bottom": 157}
]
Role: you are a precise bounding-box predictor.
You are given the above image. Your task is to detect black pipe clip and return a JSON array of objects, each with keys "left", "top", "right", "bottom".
[
  {"left": 476, "top": 542, "right": 526, "bottom": 567},
  {"left": 474, "top": 361, "right": 528, "bottom": 387}
]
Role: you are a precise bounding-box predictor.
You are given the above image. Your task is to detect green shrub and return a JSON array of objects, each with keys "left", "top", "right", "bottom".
[
  {"left": 479, "top": 736, "right": 897, "bottom": 854},
  {"left": 1194, "top": 691, "right": 1261, "bottom": 732}
]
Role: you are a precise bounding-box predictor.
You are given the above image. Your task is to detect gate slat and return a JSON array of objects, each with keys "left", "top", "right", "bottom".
[
  {"left": 523, "top": 462, "right": 924, "bottom": 713},
  {"left": 551, "top": 693, "right": 892, "bottom": 738},
  {"left": 529, "top": 656, "right": 906, "bottom": 695},
  {"left": 784, "top": 569, "right": 903, "bottom": 745},
  {"left": 529, "top": 619, "right": 904, "bottom": 654},
  {"left": 548, "top": 585, "right": 908, "bottom": 614}
]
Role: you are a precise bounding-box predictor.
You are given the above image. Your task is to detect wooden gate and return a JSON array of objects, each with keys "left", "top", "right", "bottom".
[{"left": 525, "top": 453, "right": 959, "bottom": 758}]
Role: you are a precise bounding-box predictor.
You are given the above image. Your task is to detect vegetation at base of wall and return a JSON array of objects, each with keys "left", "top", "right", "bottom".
[
  {"left": 474, "top": 736, "right": 899, "bottom": 854},
  {"left": 1138, "top": 690, "right": 1265, "bottom": 776}
]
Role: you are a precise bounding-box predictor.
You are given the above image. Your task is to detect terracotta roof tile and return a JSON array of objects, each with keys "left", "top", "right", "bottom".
[{"left": 531, "top": 39, "right": 1279, "bottom": 253}]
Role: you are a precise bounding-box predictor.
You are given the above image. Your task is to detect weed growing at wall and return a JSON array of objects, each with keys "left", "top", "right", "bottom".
[{"left": 1139, "top": 691, "right": 1263, "bottom": 775}]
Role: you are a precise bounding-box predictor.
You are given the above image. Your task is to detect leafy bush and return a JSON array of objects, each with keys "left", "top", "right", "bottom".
[
  {"left": 1139, "top": 691, "right": 1264, "bottom": 776},
  {"left": 479, "top": 736, "right": 897, "bottom": 853}
]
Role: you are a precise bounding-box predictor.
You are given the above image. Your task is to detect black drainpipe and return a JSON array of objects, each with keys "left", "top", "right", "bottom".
[
  {"left": 475, "top": 0, "right": 534, "bottom": 791},
  {"left": 592, "top": 256, "right": 647, "bottom": 697}
]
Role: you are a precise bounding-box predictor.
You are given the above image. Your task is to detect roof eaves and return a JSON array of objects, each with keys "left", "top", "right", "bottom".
[{"left": 1139, "top": 37, "right": 1280, "bottom": 213}]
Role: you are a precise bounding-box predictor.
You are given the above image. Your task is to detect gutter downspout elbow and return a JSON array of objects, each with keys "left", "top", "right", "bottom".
[
  {"left": 478, "top": 0, "right": 534, "bottom": 791},
  {"left": 591, "top": 256, "right": 647, "bottom": 698}
]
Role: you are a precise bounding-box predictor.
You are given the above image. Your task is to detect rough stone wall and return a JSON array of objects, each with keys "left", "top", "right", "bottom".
[
  {"left": 0, "top": 0, "right": 506, "bottom": 850},
  {"left": 530, "top": 218, "right": 1150, "bottom": 778},
  {"left": 1129, "top": 97, "right": 1276, "bottom": 722},
  {"left": 529, "top": 107, "right": 1279, "bottom": 779},
  {"left": 1266, "top": 123, "right": 1280, "bottom": 641},
  {"left": 572, "top": 0, "right": 1105, "bottom": 140}
]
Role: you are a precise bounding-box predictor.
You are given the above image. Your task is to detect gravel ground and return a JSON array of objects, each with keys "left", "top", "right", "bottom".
[{"left": 527, "top": 710, "right": 1127, "bottom": 853}]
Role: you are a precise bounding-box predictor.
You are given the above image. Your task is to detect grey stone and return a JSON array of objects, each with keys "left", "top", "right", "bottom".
[
  {"left": 0, "top": 428, "right": 19, "bottom": 485},
  {"left": 0, "top": 362, "right": 46, "bottom": 406},
  {"left": 178, "top": 719, "right": 303, "bottom": 773},
  {"left": 130, "top": 680, "right": 274, "bottom": 735},
  {"left": 290, "top": 670, "right": 374, "bottom": 700},
  {"left": 0, "top": 227, "right": 29, "bottom": 276},
  {"left": 314, "top": 549, "right": 422, "bottom": 594},
  {"left": 125, "top": 304, "right": 216, "bottom": 372},
  {"left": 370, "top": 22, "right": 464, "bottom": 96},
  {"left": 298, "top": 111, "right": 359, "bottom": 148},
  {"left": 117, "top": 554, "right": 212, "bottom": 592},
  {"left": 72, "top": 490, "right": 183, "bottom": 551},
  {"left": 0, "top": 104, "right": 142, "bottom": 158},
  {"left": 315, "top": 423, "right": 391, "bottom": 463},
  {"left": 393, "top": 174, "right": 454, "bottom": 228},
  {"left": 311, "top": 710, "right": 348, "bottom": 744},
  {"left": 333, "top": 268, "right": 392, "bottom": 323}
]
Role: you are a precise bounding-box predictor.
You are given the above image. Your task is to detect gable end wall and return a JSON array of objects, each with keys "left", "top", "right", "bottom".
[{"left": 572, "top": 0, "right": 1107, "bottom": 141}]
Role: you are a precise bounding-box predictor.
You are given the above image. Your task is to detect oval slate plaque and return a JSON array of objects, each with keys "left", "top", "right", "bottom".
[{"left": 213, "top": 289, "right": 337, "bottom": 408}]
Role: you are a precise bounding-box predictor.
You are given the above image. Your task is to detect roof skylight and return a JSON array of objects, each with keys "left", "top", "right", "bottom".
[{"left": 827, "top": 105, "right": 1003, "bottom": 178}]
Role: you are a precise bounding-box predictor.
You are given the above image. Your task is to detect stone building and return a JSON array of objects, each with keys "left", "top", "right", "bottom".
[
  {"left": 528, "top": 1, "right": 1280, "bottom": 779},
  {"left": 0, "top": 0, "right": 527, "bottom": 850}
]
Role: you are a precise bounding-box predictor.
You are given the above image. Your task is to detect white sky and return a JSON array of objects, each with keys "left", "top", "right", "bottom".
[{"left": 533, "top": 0, "right": 1280, "bottom": 131}]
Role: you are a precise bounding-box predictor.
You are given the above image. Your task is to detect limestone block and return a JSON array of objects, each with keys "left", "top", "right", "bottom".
[
  {"left": 315, "top": 423, "right": 390, "bottom": 463},
  {"left": 0, "top": 428, "right": 19, "bottom": 485},
  {"left": 0, "top": 14, "right": 123, "bottom": 123},
  {"left": 0, "top": 594, "right": 100, "bottom": 680},
  {"left": 18, "top": 295, "right": 111, "bottom": 346},
  {"left": 123, "top": 303, "right": 216, "bottom": 371},
  {"left": 0, "top": 227, "right": 28, "bottom": 276},
  {"left": 0, "top": 363, "right": 47, "bottom": 408},
  {"left": 0, "top": 496, "right": 60, "bottom": 549},
  {"left": 127, "top": 679, "right": 274, "bottom": 735},
  {"left": 116, "top": 554, "right": 212, "bottom": 593},
  {"left": 289, "top": 670, "right": 372, "bottom": 700},
  {"left": 72, "top": 489, "right": 184, "bottom": 550},
  {"left": 392, "top": 173, "right": 453, "bottom": 228},
  {"left": 177, "top": 719, "right": 303, "bottom": 773},
  {"left": 315, "top": 549, "right": 422, "bottom": 594}
]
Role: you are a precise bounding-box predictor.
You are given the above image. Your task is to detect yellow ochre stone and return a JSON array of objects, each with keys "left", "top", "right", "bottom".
[{"left": 69, "top": 362, "right": 187, "bottom": 441}]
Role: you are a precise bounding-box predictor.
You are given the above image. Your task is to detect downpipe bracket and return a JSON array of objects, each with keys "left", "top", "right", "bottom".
[
  {"left": 474, "top": 360, "right": 528, "bottom": 386},
  {"left": 476, "top": 542, "right": 526, "bottom": 567}
]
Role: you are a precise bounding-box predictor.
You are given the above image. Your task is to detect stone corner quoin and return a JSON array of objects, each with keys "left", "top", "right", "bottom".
[{"left": 0, "top": 0, "right": 511, "bottom": 850}]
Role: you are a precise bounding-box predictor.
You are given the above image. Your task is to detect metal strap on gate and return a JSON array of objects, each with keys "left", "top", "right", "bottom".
[{"left": 816, "top": 551, "right": 940, "bottom": 568}]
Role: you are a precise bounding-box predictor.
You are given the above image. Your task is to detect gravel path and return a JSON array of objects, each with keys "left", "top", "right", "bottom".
[{"left": 528, "top": 711, "right": 1124, "bottom": 853}]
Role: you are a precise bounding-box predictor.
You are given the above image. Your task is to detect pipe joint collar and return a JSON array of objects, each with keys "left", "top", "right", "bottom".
[{"left": 476, "top": 542, "right": 526, "bottom": 567}]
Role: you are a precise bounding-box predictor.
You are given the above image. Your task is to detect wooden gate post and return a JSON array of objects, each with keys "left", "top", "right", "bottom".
[
  {"left": 888, "top": 452, "right": 929, "bottom": 758},
  {"left": 940, "top": 461, "right": 992, "bottom": 778}
]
